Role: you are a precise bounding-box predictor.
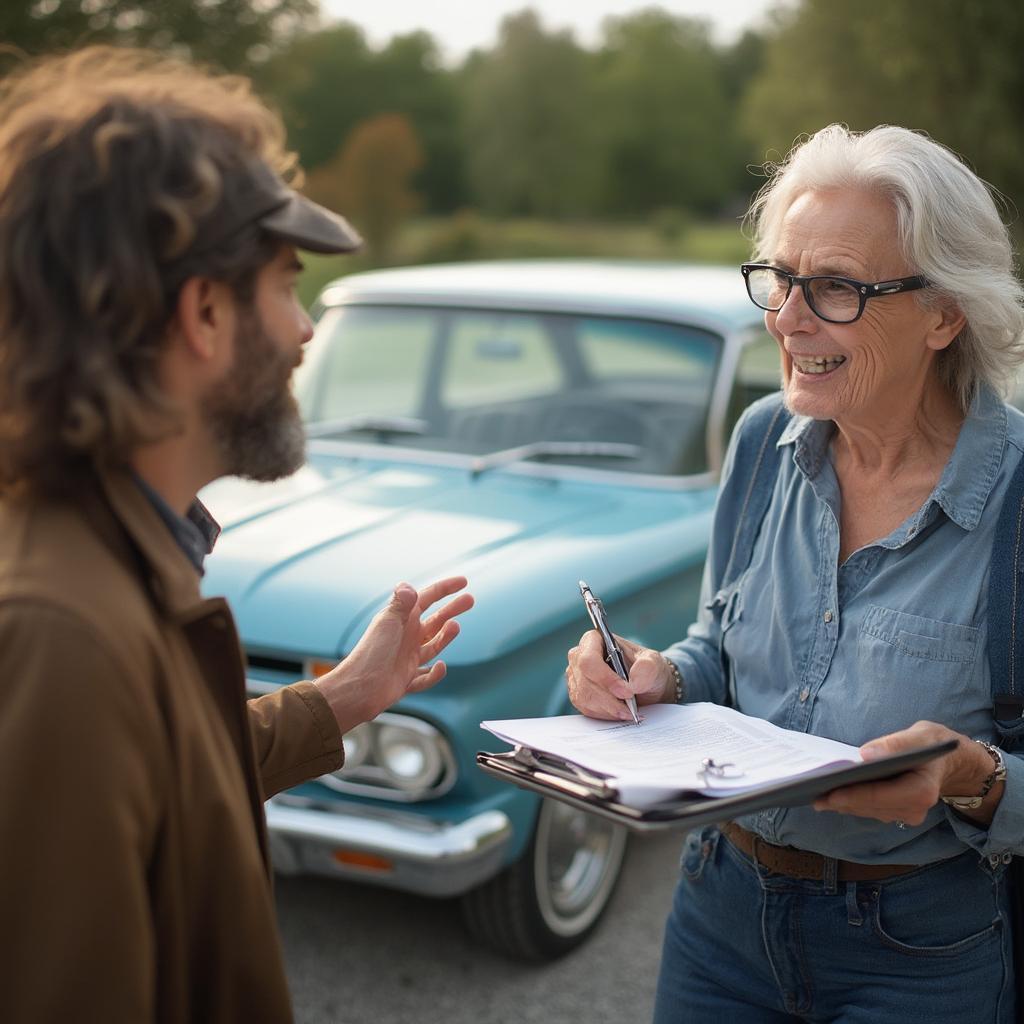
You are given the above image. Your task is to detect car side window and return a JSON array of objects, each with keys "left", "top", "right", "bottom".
[
  {"left": 441, "top": 314, "right": 563, "bottom": 409},
  {"left": 577, "top": 318, "right": 715, "bottom": 386},
  {"left": 296, "top": 306, "right": 437, "bottom": 421},
  {"left": 723, "top": 332, "right": 781, "bottom": 448},
  {"left": 576, "top": 317, "right": 720, "bottom": 475}
]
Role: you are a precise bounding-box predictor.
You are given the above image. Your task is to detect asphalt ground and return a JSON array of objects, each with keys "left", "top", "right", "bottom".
[{"left": 276, "top": 828, "right": 683, "bottom": 1024}]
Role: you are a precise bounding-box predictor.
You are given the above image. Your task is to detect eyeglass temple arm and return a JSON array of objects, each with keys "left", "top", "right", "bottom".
[{"left": 866, "top": 275, "right": 928, "bottom": 295}]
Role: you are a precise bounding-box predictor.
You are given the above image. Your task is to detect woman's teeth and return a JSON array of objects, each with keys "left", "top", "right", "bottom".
[{"left": 794, "top": 355, "right": 846, "bottom": 375}]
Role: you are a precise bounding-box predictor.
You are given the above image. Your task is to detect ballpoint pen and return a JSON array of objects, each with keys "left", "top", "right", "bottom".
[{"left": 579, "top": 580, "right": 641, "bottom": 725}]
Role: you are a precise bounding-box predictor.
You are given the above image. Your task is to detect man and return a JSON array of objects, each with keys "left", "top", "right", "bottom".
[{"left": 0, "top": 47, "right": 472, "bottom": 1021}]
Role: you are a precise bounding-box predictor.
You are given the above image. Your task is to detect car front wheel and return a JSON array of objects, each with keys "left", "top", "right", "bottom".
[{"left": 460, "top": 797, "right": 628, "bottom": 960}]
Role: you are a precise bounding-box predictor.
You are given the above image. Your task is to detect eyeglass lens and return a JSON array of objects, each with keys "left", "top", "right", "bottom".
[{"left": 747, "top": 268, "right": 861, "bottom": 323}]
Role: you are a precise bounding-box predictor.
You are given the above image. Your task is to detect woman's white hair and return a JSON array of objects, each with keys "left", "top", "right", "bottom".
[{"left": 747, "top": 124, "right": 1024, "bottom": 411}]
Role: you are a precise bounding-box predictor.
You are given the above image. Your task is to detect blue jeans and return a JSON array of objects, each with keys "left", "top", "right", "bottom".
[{"left": 653, "top": 826, "right": 1016, "bottom": 1023}]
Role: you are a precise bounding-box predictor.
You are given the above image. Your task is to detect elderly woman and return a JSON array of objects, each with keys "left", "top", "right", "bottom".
[{"left": 567, "top": 123, "right": 1024, "bottom": 1023}]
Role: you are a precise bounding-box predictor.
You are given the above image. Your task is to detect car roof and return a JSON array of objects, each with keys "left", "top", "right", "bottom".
[{"left": 318, "top": 259, "right": 765, "bottom": 335}]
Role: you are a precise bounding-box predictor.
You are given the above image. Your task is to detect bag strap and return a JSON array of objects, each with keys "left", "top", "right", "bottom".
[
  {"left": 720, "top": 393, "right": 789, "bottom": 590},
  {"left": 988, "top": 451, "right": 1024, "bottom": 741}
]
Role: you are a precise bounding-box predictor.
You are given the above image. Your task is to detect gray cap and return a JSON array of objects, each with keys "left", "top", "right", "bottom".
[{"left": 196, "top": 157, "right": 362, "bottom": 256}]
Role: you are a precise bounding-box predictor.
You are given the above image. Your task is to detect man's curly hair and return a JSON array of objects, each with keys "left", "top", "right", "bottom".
[{"left": 0, "top": 46, "right": 298, "bottom": 494}]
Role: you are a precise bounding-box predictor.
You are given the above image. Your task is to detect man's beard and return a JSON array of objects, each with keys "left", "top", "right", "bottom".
[{"left": 201, "top": 309, "right": 306, "bottom": 482}]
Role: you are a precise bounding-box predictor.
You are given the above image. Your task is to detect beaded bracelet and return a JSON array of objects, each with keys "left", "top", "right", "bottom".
[{"left": 662, "top": 655, "right": 684, "bottom": 704}]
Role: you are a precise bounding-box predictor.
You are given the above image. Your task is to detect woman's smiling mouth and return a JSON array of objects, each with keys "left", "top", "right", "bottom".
[{"left": 792, "top": 354, "right": 847, "bottom": 375}]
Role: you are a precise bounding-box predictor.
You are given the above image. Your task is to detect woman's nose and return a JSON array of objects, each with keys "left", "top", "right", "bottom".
[{"left": 773, "top": 282, "right": 818, "bottom": 334}]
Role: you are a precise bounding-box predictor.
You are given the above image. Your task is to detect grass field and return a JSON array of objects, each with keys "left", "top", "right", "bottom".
[{"left": 297, "top": 214, "right": 752, "bottom": 309}]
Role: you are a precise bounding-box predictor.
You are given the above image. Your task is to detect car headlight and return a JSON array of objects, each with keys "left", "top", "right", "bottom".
[
  {"left": 376, "top": 723, "right": 445, "bottom": 791},
  {"left": 341, "top": 722, "right": 372, "bottom": 771},
  {"left": 318, "top": 711, "right": 456, "bottom": 801}
]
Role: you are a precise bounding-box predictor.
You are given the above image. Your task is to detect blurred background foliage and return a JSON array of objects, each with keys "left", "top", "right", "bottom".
[{"left": 3, "top": 0, "right": 1021, "bottom": 304}]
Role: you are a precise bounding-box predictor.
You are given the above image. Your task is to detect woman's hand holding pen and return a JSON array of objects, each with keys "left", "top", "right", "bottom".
[{"left": 566, "top": 632, "right": 675, "bottom": 721}]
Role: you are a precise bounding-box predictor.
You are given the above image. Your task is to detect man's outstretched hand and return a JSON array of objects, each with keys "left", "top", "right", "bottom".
[{"left": 314, "top": 576, "right": 473, "bottom": 736}]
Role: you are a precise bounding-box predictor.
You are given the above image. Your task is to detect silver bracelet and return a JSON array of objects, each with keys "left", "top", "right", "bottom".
[
  {"left": 941, "top": 740, "right": 1007, "bottom": 810},
  {"left": 662, "top": 655, "right": 684, "bottom": 704}
]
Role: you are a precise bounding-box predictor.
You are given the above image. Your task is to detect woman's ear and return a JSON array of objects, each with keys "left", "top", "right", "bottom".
[{"left": 925, "top": 301, "right": 967, "bottom": 352}]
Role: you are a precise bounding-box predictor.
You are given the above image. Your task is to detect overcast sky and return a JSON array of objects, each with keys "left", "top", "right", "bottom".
[{"left": 320, "top": 1, "right": 783, "bottom": 60}]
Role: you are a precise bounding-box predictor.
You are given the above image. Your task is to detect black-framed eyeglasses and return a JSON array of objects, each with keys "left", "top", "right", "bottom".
[{"left": 740, "top": 263, "right": 930, "bottom": 324}]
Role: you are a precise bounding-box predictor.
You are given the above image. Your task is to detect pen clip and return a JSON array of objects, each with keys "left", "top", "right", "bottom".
[{"left": 579, "top": 581, "right": 628, "bottom": 680}]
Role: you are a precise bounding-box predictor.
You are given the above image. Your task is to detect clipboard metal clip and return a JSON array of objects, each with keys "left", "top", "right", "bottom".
[
  {"left": 512, "top": 745, "right": 617, "bottom": 799},
  {"left": 699, "top": 757, "right": 744, "bottom": 782}
]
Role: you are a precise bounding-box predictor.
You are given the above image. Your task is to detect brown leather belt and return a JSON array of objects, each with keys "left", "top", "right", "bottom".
[{"left": 721, "top": 822, "right": 920, "bottom": 882}]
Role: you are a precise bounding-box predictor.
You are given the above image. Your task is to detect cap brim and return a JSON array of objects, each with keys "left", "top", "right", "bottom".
[{"left": 259, "top": 193, "right": 362, "bottom": 254}]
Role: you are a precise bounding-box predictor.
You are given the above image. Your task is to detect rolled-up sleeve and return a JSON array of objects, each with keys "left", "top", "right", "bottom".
[
  {"left": 945, "top": 750, "right": 1024, "bottom": 858},
  {"left": 248, "top": 681, "right": 343, "bottom": 799}
]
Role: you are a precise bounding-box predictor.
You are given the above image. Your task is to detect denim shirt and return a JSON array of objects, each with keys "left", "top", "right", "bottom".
[
  {"left": 133, "top": 474, "right": 221, "bottom": 576},
  {"left": 665, "top": 383, "right": 1024, "bottom": 864}
]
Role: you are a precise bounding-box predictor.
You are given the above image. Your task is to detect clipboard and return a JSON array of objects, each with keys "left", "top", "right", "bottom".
[{"left": 476, "top": 739, "right": 959, "bottom": 833}]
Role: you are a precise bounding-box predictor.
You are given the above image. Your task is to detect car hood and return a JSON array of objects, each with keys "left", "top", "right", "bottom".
[{"left": 200, "top": 451, "right": 712, "bottom": 664}]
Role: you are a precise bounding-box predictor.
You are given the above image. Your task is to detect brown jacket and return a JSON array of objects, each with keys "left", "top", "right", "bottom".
[{"left": 0, "top": 469, "right": 344, "bottom": 1022}]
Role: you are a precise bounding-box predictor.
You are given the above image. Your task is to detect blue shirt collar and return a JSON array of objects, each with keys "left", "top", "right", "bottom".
[
  {"left": 777, "top": 383, "right": 1007, "bottom": 533},
  {"left": 132, "top": 474, "right": 221, "bottom": 575}
]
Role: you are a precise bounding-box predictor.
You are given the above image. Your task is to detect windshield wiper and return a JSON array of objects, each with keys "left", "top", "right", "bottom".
[
  {"left": 471, "top": 441, "right": 642, "bottom": 477},
  {"left": 305, "top": 415, "right": 429, "bottom": 440}
]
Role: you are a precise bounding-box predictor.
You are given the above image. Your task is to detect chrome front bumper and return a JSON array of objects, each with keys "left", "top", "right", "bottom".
[{"left": 265, "top": 797, "right": 514, "bottom": 898}]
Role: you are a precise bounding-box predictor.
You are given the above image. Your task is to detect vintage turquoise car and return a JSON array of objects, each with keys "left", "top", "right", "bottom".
[{"left": 200, "top": 259, "right": 777, "bottom": 959}]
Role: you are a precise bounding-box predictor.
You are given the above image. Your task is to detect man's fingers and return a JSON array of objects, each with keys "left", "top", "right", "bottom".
[
  {"left": 419, "top": 619, "right": 460, "bottom": 663},
  {"left": 420, "top": 592, "right": 475, "bottom": 639},
  {"left": 386, "top": 582, "right": 418, "bottom": 621},
  {"left": 409, "top": 661, "right": 447, "bottom": 692},
  {"left": 415, "top": 575, "right": 469, "bottom": 612}
]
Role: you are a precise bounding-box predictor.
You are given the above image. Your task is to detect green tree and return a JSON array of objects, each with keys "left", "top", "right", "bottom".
[
  {"left": 0, "top": 0, "right": 316, "bottom": 72},
  {"left": 461, "top": 9, "right": 603, "bottom": 217},
  {"left": 741, "top": 0, "right": 1024, "bottom": 218},
  {"left": 595, "top": 10, "right": 737, "bottom": 215},
  {"left": 718, "top": 28, "right": 767, "bottom": 195},
  {"left": 370, "top": 32, "right": 464, "bottom": 212},
  {"left": 256, "top": 22, "right": 375, "bottom": 170},
  {"left": 257, "top": 25, "right": 462, "bottom": 211},
  {"left": 305, "top": 112, "right": 423, "bottom": 263}
]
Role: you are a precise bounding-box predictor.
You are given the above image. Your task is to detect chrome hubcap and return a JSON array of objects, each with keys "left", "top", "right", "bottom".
[{"left": 533, "top": 798, "right": 627, "bottom": 937}]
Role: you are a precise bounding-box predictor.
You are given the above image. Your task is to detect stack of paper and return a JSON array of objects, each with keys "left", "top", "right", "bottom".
[{"left": 482, "top": 702, "right": 867, "bottom": 807}]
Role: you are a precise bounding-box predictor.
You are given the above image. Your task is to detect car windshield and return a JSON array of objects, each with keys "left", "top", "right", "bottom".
[{"left": 293, "top": 304, "right": 723, "bottom": 476}]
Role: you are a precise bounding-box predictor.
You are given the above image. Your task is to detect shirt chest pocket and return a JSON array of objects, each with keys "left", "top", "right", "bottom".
[
  {"left": 860, "top": 605, "right": 979, "bottom": 663},
  {"left": 857, "top": 605, "right": 980, "bottom": 720}
]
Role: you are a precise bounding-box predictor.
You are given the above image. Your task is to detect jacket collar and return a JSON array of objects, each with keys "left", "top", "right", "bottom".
[
  {"left": 777, "top": 382, "right": 1007, "bottom": 533},
  {"left": 96, "top": 466, "right": 217, "bottom": 618}
]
